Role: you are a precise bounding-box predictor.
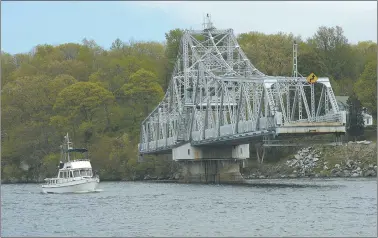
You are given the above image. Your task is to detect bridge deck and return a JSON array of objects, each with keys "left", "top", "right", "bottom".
[{"left": 139, "top": 123, "right": 345, "bottom": 154}]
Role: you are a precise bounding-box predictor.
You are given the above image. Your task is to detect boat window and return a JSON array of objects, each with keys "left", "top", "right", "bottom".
[
  {"left": 60, "top": 171, "right": 68, "bottom": 178},
  {"left": 74, "top": 170, "right": 80, "bottom": 177},
  {"left": 80, "top": 169, "right": 87, "bottom": 176},
  {"left": 70, "top": 171, "right": 73, "bottom": 178}
]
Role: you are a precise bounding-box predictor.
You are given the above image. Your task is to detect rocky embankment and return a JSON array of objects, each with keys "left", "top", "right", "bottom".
[
  {"left": 143, "top": 173, "right": 180, "bottom": 181},
  {"left": 245, "top": 141, "right": 377, "bottom": 179}
]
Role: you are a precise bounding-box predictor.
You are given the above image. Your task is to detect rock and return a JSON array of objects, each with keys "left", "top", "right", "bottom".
[
  {"left": 290, "top": 160, "right": 298, "bottom": 167},
  {"left": 331, "top": 168, "right": 340, "bottom": 174},
  {"left": 258, "top": 175, "right": 265, "bottom": 179},
  {"left": 294, "top": 154, "right": 301, "bottom": 160},
  {"left": 19, "top": 161, "right": 30, "bottom": 171},
  {"left": 334, "top": 171, "right": 343, "bottom": 177},
  {"left": 174, "top": 173, "right": 180, "bottom": 180},
  {"left": 356, "top": 167, "right": 361, "bottom": 171},
  {"left": 289, "top": 174, "right": 297, "bottom": 178},
  {"left": 346, "top": 160, "right": 353, "bottom": 168},
  {"left": 323, "top": 165, "right": 328, "bottom": 170},
  {"left": 293, "top": 170, "right": 297, "bottom": 173},
  {"left": 343, "top": 170, "right": 351, "bottom": 177},
  {"left": 364, "top": 170, "right": 376, "bottom": 177},
  {"left": 313, "top": 158, "right": 319, "bottom": 162},
  {"left": 335, "top": 164, "right": 340, "bottom": 169},
  {"left": 144, "top": 175, "right": 151, "bottom": 180},
  {"left": 351, "top": 173, "right": 360, "bottom": 177},
  {"left": 368, "top": 164, "right": 374, "bottom": 169}
]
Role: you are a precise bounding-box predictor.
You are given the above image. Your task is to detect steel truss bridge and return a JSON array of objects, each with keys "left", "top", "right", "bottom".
[{"left": 138, "top": 18, "right": 346, "bottom": 156}]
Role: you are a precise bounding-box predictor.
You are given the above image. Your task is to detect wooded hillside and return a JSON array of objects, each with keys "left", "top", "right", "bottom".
[{"left": 1, "top": 26, "right": 376, "bottom": 182}]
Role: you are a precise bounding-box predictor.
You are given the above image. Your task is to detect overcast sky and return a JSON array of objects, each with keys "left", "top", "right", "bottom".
[{"left": 2, "top": 1, "right": 377, "bottom": 54}]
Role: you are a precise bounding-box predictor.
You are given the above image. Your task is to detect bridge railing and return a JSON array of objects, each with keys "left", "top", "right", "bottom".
[
  {"left": 282, "top": 111, "right": 346, "bottom": 126},
  {"left": 139, "top": 136, "right": 178, "bottom": 153},
  {"left": 314, "top": 112, "right": 346, "bottom": 123}
]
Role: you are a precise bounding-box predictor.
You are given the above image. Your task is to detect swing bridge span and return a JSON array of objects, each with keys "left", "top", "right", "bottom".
[{"left": 138, "top": 17, "right": 346, "bottom": 164}]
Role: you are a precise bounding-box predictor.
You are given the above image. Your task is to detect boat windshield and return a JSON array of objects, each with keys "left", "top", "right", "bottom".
[
  {"left": 67, "top": 148, "right": 88, "bottom": 153},
  {"left": 59, "top": 169, "right": 92, "bottom": 178}
]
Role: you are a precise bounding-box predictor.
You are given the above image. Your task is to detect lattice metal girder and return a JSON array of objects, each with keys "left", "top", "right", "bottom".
[{"left": 140, "top": 23, "right": 343, "bottom": 153}]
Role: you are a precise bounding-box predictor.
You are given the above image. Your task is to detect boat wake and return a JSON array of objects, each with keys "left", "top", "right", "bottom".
[
  {"left": 41, "top": 189, "right": 103, "bottom": 195},
  {"left": 73, "top": 189, "right": 103, "bottom": 194}
]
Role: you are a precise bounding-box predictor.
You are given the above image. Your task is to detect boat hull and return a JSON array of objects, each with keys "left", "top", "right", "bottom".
[{"left": 41, "top": 178, "right": 99, "bottom": 194}]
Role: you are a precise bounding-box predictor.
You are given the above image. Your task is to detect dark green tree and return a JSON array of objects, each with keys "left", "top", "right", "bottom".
[{"left": 346, "top": 94, "right": 365, "bottom": 141}]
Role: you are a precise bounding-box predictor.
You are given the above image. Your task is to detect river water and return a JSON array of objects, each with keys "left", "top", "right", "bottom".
[{"left": 1, "top": 178, "right": 376, "bottom": 237}]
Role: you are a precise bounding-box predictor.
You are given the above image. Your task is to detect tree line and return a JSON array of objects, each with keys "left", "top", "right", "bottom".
[{"left": 1, "top": 25, "right": 376, "bottom": 182}]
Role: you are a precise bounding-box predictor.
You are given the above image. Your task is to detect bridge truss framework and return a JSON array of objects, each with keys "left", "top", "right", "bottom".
[{"left": 139, "top": 18, "right": 346, "bottom": 155}]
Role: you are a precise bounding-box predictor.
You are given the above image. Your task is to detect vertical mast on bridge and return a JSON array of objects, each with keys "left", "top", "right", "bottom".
[{"left": 203, "top": 13, "right": 215, "bottom": 30}]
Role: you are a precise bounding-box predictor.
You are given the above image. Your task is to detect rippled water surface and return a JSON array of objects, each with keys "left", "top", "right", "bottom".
[{"left": 1, "top": 178, "right": 376, "bottom": 237}]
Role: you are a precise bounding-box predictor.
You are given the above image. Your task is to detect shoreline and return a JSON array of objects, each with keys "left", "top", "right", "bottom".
[
  {"left": 3, "top": 143, "right": 376, "bottom": 185},
  {"left": 2, "top": 174, "right": 376, "bottom": 185}
]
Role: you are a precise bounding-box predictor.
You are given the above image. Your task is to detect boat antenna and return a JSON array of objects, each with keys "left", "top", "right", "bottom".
[{"left": 66, "top": 133, "right": 71, "bottom": 162}]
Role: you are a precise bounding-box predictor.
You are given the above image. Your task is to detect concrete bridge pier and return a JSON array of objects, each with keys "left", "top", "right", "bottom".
[{"left": 172, "top": 143, "right": 249, "bottom": 184}]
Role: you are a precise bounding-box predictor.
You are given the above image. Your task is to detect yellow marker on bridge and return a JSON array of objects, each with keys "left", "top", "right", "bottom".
[{"left": 306, "top": 72, "right": 318, "bottom": 84}]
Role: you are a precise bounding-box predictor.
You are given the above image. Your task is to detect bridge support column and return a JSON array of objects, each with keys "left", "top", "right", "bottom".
[
  {"left": 255, "top": 143, "right": 266, "bottom": 164},
  {"left": 172, "top": 143, "right": 248, "bottom": 184}
]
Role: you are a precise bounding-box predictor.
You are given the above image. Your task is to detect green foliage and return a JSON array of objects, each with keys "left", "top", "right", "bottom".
[
  {"left": 1, "top": 25, "right": 375, "bottom": 182},
  {"left": 119, "top": 69, "right": 164, "bottom": 136},
  {"left": 164, "top": 28, "right": 185, "bottom": 80},
  {"left": 354, "top": 59, "right": 377, "bottom": 117},
  {"left": 42, "top": 153, "right": 61, "bottom": 177},
  {"left": 238, "top": 32, "right": 298, "bottom": 75}
]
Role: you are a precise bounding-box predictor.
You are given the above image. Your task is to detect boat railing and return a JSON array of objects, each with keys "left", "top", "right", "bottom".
[
  {"left": 44, "top": 178, "right": 73, "bottom": 184},
  {"left": 44, "top": 176, "right": 94, "bottom": 185},
  {"left": 45, "top": 175, "right": 98, "bottom": 184}
]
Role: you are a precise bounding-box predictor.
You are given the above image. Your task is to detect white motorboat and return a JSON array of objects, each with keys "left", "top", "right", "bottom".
[{"left": 42, "top": 133, "right": 100, "bottom": 194}]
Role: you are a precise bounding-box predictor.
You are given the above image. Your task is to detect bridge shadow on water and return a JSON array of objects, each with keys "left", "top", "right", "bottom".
[{"left": 145, "top": 179, "right": 344, "bottom": 189}]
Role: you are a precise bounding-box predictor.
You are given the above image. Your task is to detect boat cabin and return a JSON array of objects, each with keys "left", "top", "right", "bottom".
[
  {"left": 58, "top": 160, "right": 93, "bottom": 178},
  {"left": 58, "top": 168, "right": 93, "bottom": 179}
]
